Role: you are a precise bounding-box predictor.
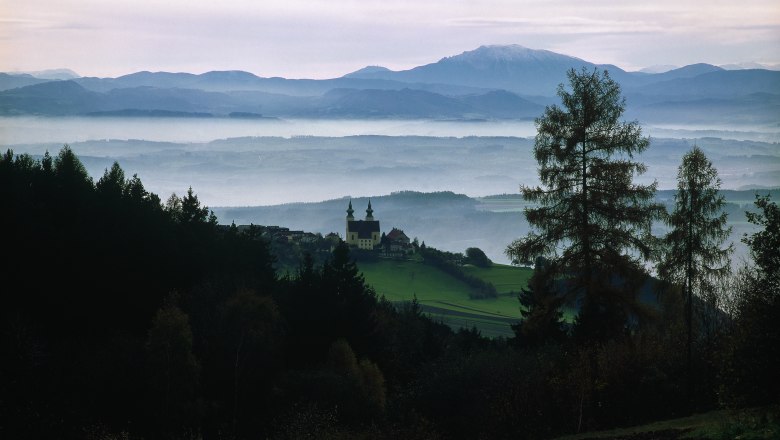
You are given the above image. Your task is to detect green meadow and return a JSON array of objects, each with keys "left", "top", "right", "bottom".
[{"left": 358, "top": 260, "right": 534, "bottom": 337}]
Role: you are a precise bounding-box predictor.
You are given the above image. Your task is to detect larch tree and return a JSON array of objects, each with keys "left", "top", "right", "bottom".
[
  {"left": 659, "top": 146, "right": 732, "bottom": 308},
  {"left": 657, "top": 146, "right": 732, "bottom": 404},
  {"left": 506, "top": 67, "right": 662, "bottom": 342}
]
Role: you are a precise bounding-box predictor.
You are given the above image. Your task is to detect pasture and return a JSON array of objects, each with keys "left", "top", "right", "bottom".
[{"left": 358, "top": 259, "right": 534, "bottom": 337}]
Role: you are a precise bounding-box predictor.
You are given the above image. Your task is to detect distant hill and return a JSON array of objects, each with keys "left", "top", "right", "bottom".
[
  {"left": 633, "top": 69, "right": 780, "bottom": 98},
  {"left": 19, "top": 68, "right": 80, "bottom": 80},
  {"left": 71, "top": 70, "right": 484, "bottom": 96},
  {"left": 0, "top": 73, "right": 50, "bottom": 91},
  {"left": 721, "top": 62, "right": 780, "bottom": 71},
  {"left": 343, "top": 66, "right": 392, "bottom": 78},
  {"left": 626, "top": 93, "right": 780, "bottom": 125},
  {"left": 212, "top": 188, "right": 775, "bottom": 266},
  {"left": 338, "top": 46, "right": 734, "bottom": 94},
  {"left": 344, "top": 45, "right": 604, "bottom": 95},
  {"left": 86, "top": 109, "right": 214, "bottom": 118},
  {"left": 459, "top": 90, "right": 543, "bottom": 119},
  {"left": 317, "top": 88, "right": 471, "bottom": 118},
  {"left": 639, "top": 65, "right": 678, "bottom": 74},
  {"left": 648, "top": 63, "right": 724, "bottom": 81},
  {"left": 0, "top": 70, "right": 80, "bottom": 91},
  {"left": 2, "top": 44, "right": 778, "bottom": 122},
  {"left": 0, "top": 80, "right": 105, "bottom": 115},
  {"left": 0, "top": 79, "right": 543, "bottom": 119}
]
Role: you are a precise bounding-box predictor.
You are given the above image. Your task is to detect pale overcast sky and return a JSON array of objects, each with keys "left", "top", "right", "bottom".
[{"left": 1, "top": 0, "right": 778, "bottom": 78}]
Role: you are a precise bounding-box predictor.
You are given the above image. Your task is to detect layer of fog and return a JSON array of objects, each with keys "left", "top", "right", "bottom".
[
  {"left": 2, "top": 116, "right": 777, "bottom": 264},
  {"left": 213, "top": 191, "right": 773, "bottom": 266},
  {"left": 2, "top": 116, "right": 780, "bottom": 145}
]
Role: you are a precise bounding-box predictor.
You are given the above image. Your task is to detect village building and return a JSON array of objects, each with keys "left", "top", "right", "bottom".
[
  {"left": 346, "top": 200, "right": 381, "bottom": 249},
  {"left": 384, "top": 227, "right": 412, "bottom": 252}
]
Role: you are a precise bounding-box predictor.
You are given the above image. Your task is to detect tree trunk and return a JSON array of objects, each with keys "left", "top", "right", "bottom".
[
  {"left": 686, "top": 178, "right": 696, "bottom": 411},
  {"left": 233, "top": 332, "right": 245, "bottom": 437}
]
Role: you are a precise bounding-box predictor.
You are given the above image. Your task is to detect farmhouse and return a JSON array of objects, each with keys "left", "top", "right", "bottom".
[
  {"left": 345, "top": 200, "right": 381, "bottom": 249},
  {"left": 384, "top": 227, "right": 411, "bottom": 252}
]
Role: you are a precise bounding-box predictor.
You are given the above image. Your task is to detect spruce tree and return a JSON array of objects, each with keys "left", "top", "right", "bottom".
[{"left": 506, "top": 67, "right": 662, "bottom": 342}]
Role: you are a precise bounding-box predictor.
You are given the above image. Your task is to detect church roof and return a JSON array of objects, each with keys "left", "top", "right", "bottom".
[{"left": 348, "top": 220, "right": 380, "bottom": 239}]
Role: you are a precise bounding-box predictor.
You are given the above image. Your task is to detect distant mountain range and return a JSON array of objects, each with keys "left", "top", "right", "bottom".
[{"left": 1, "top": 45, "right": 778, "bottom": 123}]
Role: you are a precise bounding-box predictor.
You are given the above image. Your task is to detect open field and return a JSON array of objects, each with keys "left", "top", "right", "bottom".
[
  {"left": 463, "top": 263, "right": 533, "bottom": 294},
  {"left": 358, "top": 259, "right": 533, "bottom": 337}
]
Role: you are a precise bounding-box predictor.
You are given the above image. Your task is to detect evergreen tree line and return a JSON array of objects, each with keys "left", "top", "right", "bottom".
[
  {"left": 1, "top": 147, "right": 460, "bottom": 438},
  {"left": 506, "top": 68, "right": 779, "bottom": 431}
]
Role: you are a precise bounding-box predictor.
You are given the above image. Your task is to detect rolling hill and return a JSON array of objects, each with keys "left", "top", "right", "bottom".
[
  {"left": 358, "top": 259, "right": 533, "bottom": 338},
  {"left": 0, "top": 80, "right": 541, "bottom": 119},
  {"left": 2, "top": 44, "right": 778, "bottom": 123},
  {"left": 0, "top": 73, "right": 51, "bottom": 91}
]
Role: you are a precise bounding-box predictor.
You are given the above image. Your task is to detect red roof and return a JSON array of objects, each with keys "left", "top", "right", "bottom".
[{"left": 386, "top": 227, "right": 409, "bottom": 242}]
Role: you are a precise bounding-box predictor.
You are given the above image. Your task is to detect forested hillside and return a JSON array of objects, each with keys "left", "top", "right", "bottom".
[{"left": 1, "top": 147, "right": 778, "bottom": 439}]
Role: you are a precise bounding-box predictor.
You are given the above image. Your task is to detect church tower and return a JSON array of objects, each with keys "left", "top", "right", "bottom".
[
  {"left": 346, "top": 199, "right": 354, "bottom": 239},
  {"left": 345, "top": 200, "right": 381, "bottom": 249}
]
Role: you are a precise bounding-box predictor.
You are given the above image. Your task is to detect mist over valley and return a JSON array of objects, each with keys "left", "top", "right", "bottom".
[
  {"left": 3, "top": 46, "right": 778, "bottom": 266},
  {"left": 3, "top": 115, "right": 777, "bottom": 264}
]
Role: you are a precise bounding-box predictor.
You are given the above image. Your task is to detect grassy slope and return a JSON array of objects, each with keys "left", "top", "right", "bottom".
[
  {"left": 358, "top": 260, "right": 533, "bottom": 337},
  {"left": 463, "top": 263, "right": 532, "bottom": 294},
  {"left": 554, "top": 406, "right": 780, "bottom": 440}
]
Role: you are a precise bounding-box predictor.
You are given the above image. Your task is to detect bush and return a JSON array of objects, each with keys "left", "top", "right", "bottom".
[{"left": 465, "top": 247, "right": 492, "bottom": 267}]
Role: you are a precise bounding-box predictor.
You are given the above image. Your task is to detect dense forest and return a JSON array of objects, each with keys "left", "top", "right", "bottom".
[{"left": 2, "top": 70, "right": 778, "bottom": 440}]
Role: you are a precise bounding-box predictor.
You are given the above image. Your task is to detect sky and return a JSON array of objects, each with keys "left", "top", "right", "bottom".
[{"left": 1, "top": 0, "right": 779, "bottom": 78}]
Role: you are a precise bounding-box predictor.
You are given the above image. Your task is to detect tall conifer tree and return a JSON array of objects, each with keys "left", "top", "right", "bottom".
[
  {"left": 659, "top": 146, "right": 732, "bottom": 317},
  {"left": 658, "top": 146, "right": 732, "bottom": 407},
  {"left": 506, "top": 68, "right": 662, "bottom": 342}
]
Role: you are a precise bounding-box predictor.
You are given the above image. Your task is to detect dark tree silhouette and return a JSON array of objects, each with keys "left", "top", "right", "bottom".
[
  {"left": 96, "top": 162, "right": 127, "bottom": 198},
  {"left": 180, "top": 186, "right": 217, "bottom": 225},
  {"left": 721, "top": 194, "right": 780, "bottom": 407},
  {"left": 506, "top": 67, "right": 662, "bottom": 342},
  {"left": 145, "top": 297, "right": 200, "bottom": 435},
  {"left": 322, "top": 241, "right": 381, "bottom": 357},
  {"left": 221, "top": 289, "right": 281, "bottom": 437},
  {"left": 743, "top": 194, "right": 780, "bottom": 282},
  {"left": 657, "top": 146, "right": 732, "bottom": 407},
  {"left": 659, "top": 146, "right": 732, "bottom": 306},
  {"left": 512, "top": 257, "right": 566, "bottom": 348},
  {"left": 465, "top": 247, "right": 492, "bottom": 267},
  {"left": 53, "top": 145, "right": 92, "bottom": 191}
]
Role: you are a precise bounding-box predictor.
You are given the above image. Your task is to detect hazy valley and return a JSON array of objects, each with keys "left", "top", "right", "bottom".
[
  {"left": 4, "top": 31, "right": 780, "bottom": 439},
  {"left": 4, "top": 121, "right": 778, "bottom": 264}
]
